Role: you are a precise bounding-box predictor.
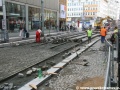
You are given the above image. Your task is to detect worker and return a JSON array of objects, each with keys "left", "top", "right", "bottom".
[
  {"left": 110, "top": 27, "right": 118, "bottom": 44},
  {"left": 100, "top": 26, "right": 107, "bottom": 43},
  {"left": 114, "top": 26, "right": 118, "bottom": 46},
  {"left": 36, "top": 28, "right": 42, "bottom": 43},
  {"left": 87, "top": 27, "right": 92, "bottom": 43},
  {"left": 114, "top": 27, "right": 118, "bottom": 37}
]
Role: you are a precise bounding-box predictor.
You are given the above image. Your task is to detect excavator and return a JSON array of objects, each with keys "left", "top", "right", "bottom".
[{"left": 94, "top": 16, "right": 113, "bottom": 30}]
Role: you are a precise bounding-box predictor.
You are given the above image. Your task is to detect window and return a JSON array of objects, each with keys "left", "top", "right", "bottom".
[
  {"left": 88, "top": 12, "right": 89, "bottom": 15},
  {"left": 5, "top": 2, "right": 26, "bottom": 31},
  {"left": 96, "top": 1, "right": 98, "bottom": 4}
]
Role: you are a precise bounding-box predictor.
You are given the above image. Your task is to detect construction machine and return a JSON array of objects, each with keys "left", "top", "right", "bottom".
[{"left": 94, "top": 16, "right": 113, "bottom": 30}]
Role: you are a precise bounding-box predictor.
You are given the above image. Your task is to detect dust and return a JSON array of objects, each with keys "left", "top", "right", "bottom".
[{"left": 74, "top": 76, "right": 104, "bottom": 90}]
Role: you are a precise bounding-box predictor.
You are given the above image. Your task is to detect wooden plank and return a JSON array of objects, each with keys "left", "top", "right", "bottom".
[{"left": 29, "top": 84, "right": 37, "bottom": 90}]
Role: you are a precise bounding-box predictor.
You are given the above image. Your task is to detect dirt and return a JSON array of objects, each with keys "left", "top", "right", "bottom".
[{"left": 74, "top": 76, "right": 104, "bottom": 90}]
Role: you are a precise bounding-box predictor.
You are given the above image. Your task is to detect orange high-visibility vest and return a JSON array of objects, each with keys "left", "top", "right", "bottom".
[{"left": 100, "top": 28, "right": 106, "bottom": 36}]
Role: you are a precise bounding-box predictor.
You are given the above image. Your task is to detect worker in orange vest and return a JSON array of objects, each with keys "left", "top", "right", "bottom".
[{"left": 100, "top": 26, "right": 107, "bottom": 43}]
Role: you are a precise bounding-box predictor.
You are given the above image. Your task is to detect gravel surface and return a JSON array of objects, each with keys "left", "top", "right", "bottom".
[
  {"left": 39, "top": 40, "right": 106, "bottom": 90},
  {"left": 0, "top": 39, "right": 79, "bottom": 81}
]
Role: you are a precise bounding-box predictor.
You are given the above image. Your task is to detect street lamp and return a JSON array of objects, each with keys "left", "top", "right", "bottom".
[{"left": 41, "top": 0, "right": 44, "bottom": 35}]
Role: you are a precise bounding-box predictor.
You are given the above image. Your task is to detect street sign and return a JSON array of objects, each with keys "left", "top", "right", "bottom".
[
  {"left": 0, "top": 0, "right": 2, "bottom": 6},
  {"left": 2, "top": 19, "right": 6, "bottom": 29}
]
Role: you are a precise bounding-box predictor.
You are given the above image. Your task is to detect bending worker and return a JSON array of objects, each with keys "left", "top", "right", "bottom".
[
  {"left": 87, "top": 27, "right": 92, "bottom": 43},
  {"left": 114, "top": 27, "right": 118, "bottom": 40},
  {"left": 114, "top": 26, "right": 118, "bottom": 47},
  {"left": 36, "top": 28, "right": 42, "bottom": 43},
  {"left": 100, "top": 26, "right": 107, "bottom": 43}
]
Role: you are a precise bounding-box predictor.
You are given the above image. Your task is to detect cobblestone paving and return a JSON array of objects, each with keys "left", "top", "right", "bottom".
[{"left": 40, "top": 41, "right": 106, "bottom": 90}]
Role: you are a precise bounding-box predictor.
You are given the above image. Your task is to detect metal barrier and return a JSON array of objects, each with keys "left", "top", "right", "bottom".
[{"left": 104, "top": 38, "right": 116, "bottom": 90}]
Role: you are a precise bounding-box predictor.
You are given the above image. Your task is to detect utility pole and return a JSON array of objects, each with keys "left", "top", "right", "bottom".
[
  {"left": 118, "top": 19, "right": 120, "bottom": 88},
  {"left": 41, "top": 0, "right": 44, "bottom": 35},
  {"left": 2, "top": 0, "right": 9, "bottom": 42},
  {"left": 82, "top": 2, "right": 84, "bottom": 31}
]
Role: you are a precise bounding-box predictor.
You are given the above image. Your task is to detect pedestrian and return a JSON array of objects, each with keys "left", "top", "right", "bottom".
[
  {"left": 110, "top": 33, "right": 115, "bottom": 44},
  {"left": 67, "top": 24, "right": 70, "bottom": 31},
  {"left": 100, "top": 26, "right": 107, "bottom": 43},
  {"left": 23, "top": 27, "right": 27, "bottom": 39},
  {"left": 87, "top": 27, "right": 92, "bottom": 43},
  {"left": 19, "top": 25, "right": 23, "bottom": 38},
  {"left": 70, "top": 25, "right": 72, "bottom": 31}
]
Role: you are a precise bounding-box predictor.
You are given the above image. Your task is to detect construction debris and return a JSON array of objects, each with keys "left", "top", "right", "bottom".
[
  {"left": 26, "top": 70, "right": 33, "bottom": 76},
  {"left": 18, "top": 73, "right": 24, "bottom": 78}
]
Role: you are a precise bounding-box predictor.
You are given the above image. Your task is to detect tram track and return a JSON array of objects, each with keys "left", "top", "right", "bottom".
[
  {"left": 0, "top": 31, "right": 80, "bottom": 47},
  {"left": 30, "top": 32, "right": 86, "bottom": 47},
  {"left": 18, "top": 36, "right": 100, "bottom": 90},
  {"left": 0, "top": 32, "right": 85, "bottom": 82},
  {"left": 0, "top": 32, "right": 100, "bottom": 90}
]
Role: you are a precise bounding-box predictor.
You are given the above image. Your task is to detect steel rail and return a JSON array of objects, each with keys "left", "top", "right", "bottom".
[{"left": 0, "top": 34, "right": 99, "bottom": 83}]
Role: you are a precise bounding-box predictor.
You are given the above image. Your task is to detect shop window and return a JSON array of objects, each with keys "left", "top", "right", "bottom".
[
  {"left": 28, "top": 7, "right": 40, "bottom": 30},
  {"left": 5, "top": 2, "right": 26, "bottom": 32},
  {"left": 44, "top": 10, "right": 57, "bottom": 30}
]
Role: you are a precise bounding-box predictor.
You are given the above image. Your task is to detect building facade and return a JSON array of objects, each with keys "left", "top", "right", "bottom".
[
  {"left": 67, "top": 0, "right": 120, "bottom": 23},
  {"left": 107, "top": 0, "right": 120, "bottom": 20},
  {"left": 67, "top": 0, "right": 84, "bottom": 22},
  {"left": 0, "top": 0, "right": 59, "bottom": 32},
  {"left": 84, "top": 0, "right": 99, "bottom": 19},
  {"left": 59, "top": 0, "right": 67, "bottom": 30}
]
